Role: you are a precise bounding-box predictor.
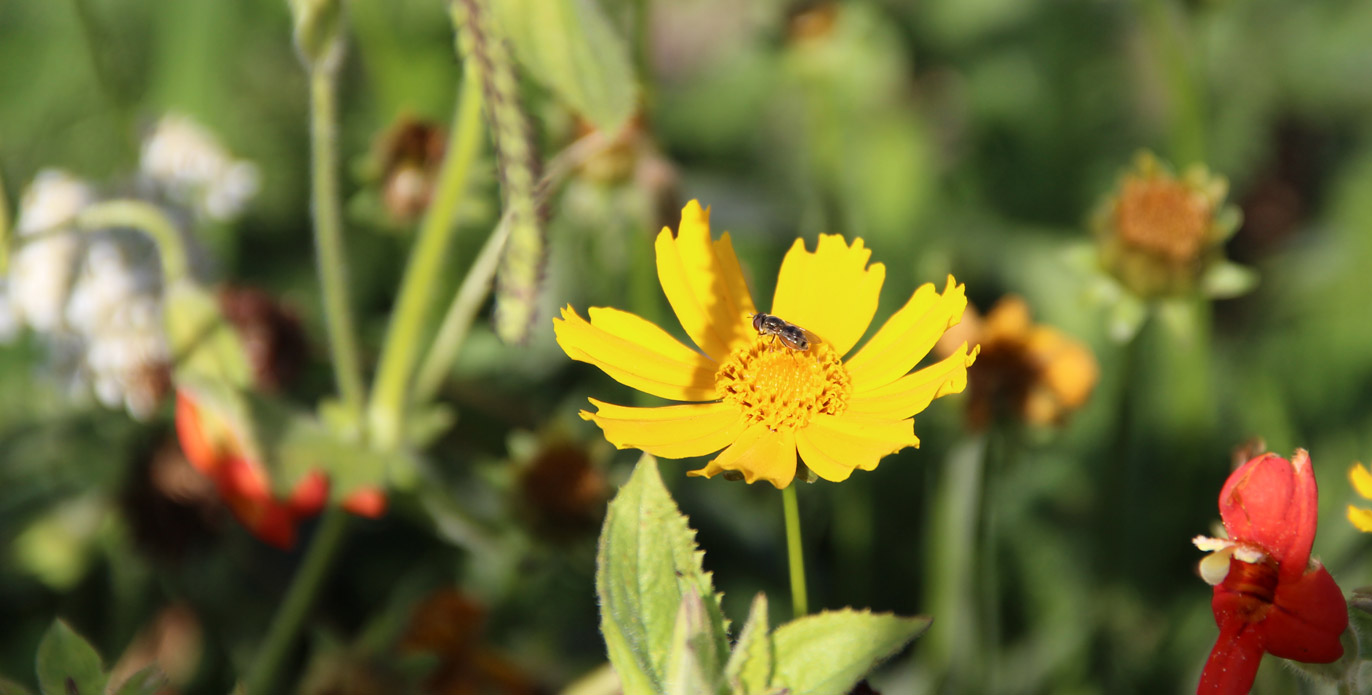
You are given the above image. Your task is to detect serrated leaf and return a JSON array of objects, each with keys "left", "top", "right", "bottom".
[
  {"left": 772, "top": 609, "right": 930, "bottom": 695},
  {"left": 492, "top": 0, "right": 636, "bottom": 134},
  {"left": 725, "top": 593, "right": 774, "bottom": 694},
  {"left": 35, "top": 621, "right": 106, "bottom": 695},
  {"left": 112, "top": 666, "right": 166, "bottom": 695},
  {"left": 597, "top": 455, "right": 729, "bottom": 695},
  {"left": 665, "top": 590, "right": 722, "bottom": 695}
]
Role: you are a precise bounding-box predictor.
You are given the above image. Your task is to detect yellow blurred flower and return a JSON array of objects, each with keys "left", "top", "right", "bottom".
[
  {"left": 554, "top": 200, "right": 978, "bottom": 488},
  {"left": 1347, "top": 462, "right": 1372, "bottom": 532},
  {"left": 937, "top": 296, "right": 1098, "bottom": 430},
  {"left": 1092, "top": 151, "right": 1246, "bottom": 300}
]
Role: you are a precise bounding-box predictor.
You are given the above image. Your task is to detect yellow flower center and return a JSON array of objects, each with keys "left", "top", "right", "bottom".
[{"left": 715, "top": 336, "right": 852, "bottom": 431}]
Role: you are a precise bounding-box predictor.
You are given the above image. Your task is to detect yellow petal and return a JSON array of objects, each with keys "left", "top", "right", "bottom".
[
  {"left": 795, "top": 413, "right": 917, "bottom": 482},
  {"left": 688, "top": 424, "right": 797, "bottom": 488},
  {"left": 845, "top": 276, "right": 969, "bottom": 391},
  {"left": 1349, "top": 505, "right": 1372, "bottom": 533},
  {"left": 770, "top": 235, "right": 884, "bottom": 357},
  {"left": 1350, "top": 462, "right": 1372, "bottom": 500},
  {"left": 581, "top": 399, "right": 746, "bottom": 458},
  {"left": 554, "top": 305, "right": 718, "bottom": 401},
  {"left": 847, "top": 343, "right": 979, "bottom": 419},
  {"left": 655, "top": 201, "right": 757, "bottom": 361}
]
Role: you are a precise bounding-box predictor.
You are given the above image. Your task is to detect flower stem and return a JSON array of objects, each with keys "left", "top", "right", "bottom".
[
  {"left": 1140, "top": 0, "right": 1207, "bottom": 165},
  {"left": 0, "top": 163, "right": 10, "bottom": 274},
  {"left": 782, "top": 484, "right": 809, "bottom": 618},
  {"left": 367, "top": 64, "right": 484, "bottom": 450},
  {"left": 410, "top": 129, "right": 614, "bottom": 404},
  {"left": 412, "top": 215, "right": 510, "bottom": 405},
  {"left": 308, "top": 66, "right": 367, "bottom": 422},
  {"left": 76, "top": 200, "right": 190, "bottom": 283},
  {"left": 241, "top": 506, "right": 349, "bottom": 695},
  {"left": 68, "top": 0, "right": 137, "bottom": 161}
]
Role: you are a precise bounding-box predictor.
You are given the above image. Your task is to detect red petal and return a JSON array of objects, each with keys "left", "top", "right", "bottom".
[
  {"left": 286, "top": 472, "right": 330, "bottom": 516},
  {"left": 1263, "top": 566, "right": 1348, "bottom": 663},
  {"left": 1199, "top": 617, "right": 1265, "bottom": 695},
  {"left": 245, "top": 503, "right": 300, "bottom": 550},
  {"left": 1219, "top": 450, "right": 1317, "bottom": 573},
  {"left": 343, "top": 488, "right": 388, "bottom": 518},
  {"left": 175, "top": 392, "right": 221, "bottom": 475}
]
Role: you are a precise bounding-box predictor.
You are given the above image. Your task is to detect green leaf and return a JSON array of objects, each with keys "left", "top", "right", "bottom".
[
  {"left": 1107, "top": 293, "right": 1147, "bottom": 344},
  {"left": 596, "top": 455, "right": 729, "bottom": 695},
  {"left": 111, "top": 666, "right": 166, "bottom": 695},
  {"left": 163, "top": 280, "right": 253, "bottom": 388},
  {"left": 492, "top": 0, "right": 636, "bottom": 134},
  {"left": 665, "top": 590, "right": 723, "bottom": 695},
  {"left": 725, "top": 593, "right": 774, "bottom": 695},
  {"left": 1200, "top": 260, "right": 1259, "bottom": 299},
  {"left": 35, "top": 620, "right": 106, "bottom": 695},
  {"left": 772, "top": 609, "right": 931, "bottom": 695}
]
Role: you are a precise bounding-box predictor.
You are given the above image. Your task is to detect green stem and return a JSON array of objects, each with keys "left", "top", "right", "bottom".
[
  {"left": 412, "top": 217, "right": 509, "bottom": 404},
  {"left": 1140, "top": 0, "right": 1206, "bottom": 165},
  {"left": 0, "top": 162, "right": 10, "bottom": 274},
  {"left": 782, "top": 484, "right": 809, "bottom": 618},
  {"left": 68, "top": 0, "right": 137, "bottom": 161},
  {"left": 308, "top": 67, "right": 367, "bottom": 422},
  {"left": 76, "top": 200, "right": 190, "bottom": 283},
  {"left": 366, "top": 65, "right": 484, "bottom": 450},
  {"left": 922, "top": 435, "right": 988, "bottom": 692},
  {"left": 410, "top": 127, "right": 617, "bottom": 404},
  {"left": 241, "top": 507, "right": 349, "bottom": 695}
]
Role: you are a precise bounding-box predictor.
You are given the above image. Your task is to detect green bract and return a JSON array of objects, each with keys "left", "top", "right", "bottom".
[{"left": 598, "top": 456, "right": 931, "bottom": 695}]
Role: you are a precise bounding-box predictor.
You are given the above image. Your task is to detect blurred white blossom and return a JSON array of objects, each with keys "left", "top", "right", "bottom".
[
  {"left": 140, "top": 114, "right": 260, "bottom": 222},
  {"left": 9, "top": 170, "right": 93, "bottom": 333},
  {"left": 2, "top": 170, "right": 170, "bottom": 419}
]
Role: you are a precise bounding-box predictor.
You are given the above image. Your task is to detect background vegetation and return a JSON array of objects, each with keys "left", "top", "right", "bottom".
[{"left": 2, "top": 0, "right": 1372, "bottom": 693}]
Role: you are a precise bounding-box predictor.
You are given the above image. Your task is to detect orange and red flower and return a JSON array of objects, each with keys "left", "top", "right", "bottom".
[
  {"left": 174, "top": 391, "right": 385, "bottom": 549},
  {"left": 1192, "top": 450, "right": 1347, "bottom": 694}
]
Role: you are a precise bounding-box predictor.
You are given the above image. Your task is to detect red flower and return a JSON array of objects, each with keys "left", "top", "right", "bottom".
[
  {"left": 174, "top": 391, "right": 386, "bottom": 549},
  {"left": 1193, "top": 449, "right": 1347, "bottom": 694}
]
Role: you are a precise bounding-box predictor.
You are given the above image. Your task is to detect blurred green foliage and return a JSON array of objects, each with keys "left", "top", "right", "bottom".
[{"left": 2, "top": 0, "right": 1372, "bottom": 693}]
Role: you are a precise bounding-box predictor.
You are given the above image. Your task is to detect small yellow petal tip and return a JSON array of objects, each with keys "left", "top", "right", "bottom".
[
  {"left": 1349, "top": 504, "right": 1372, "bottom": 533},
  {"left": 1350, "top": 462, "right": 1372, "bottom": 499}
]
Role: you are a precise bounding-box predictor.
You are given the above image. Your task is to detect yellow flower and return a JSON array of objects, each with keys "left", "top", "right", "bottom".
[
  {"left": 1347, "top": 462, "right": 1372, "bottom": 532},
  {"left": 553, "top": 200, "right": 978, "bottom": 488}
]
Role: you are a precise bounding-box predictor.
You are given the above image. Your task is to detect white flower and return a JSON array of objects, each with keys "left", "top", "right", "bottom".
[
  {"left": 3, "top": 170, "right": 171, "bottom": 419},
  {"left": 140, "top": 114, "right": 260, "bottom": 222},
  {"left": 8, "top": 170, "right": 94, "bottom": 333}
]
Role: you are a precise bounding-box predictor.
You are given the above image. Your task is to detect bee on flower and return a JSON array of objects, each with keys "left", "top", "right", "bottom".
[{"left": 554, "top": 200, "right": 978, "bottom": 488}]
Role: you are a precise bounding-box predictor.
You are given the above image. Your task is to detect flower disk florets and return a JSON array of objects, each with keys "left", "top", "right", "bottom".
[{"left": 716, "top": 335, "right": 851, "bottom": 432}]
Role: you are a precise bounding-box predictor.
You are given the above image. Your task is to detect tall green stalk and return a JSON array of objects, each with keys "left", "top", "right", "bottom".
[
  {"left": 241, "top": 508, "right": 349, "bottom": 695},
  {"left": 239, "top": 5, "right": 360, "bottom": 693},
  {"left": 367, "top": 66, "right": 485, "bottom": 450},
  {"left": 1140, "top": 0, "right": 1207, "bottom": 165},
  {"left": 308, "top": 66, "right": 367, "bottom": 421}
]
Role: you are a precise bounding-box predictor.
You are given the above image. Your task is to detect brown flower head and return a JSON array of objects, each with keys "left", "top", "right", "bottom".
[
  {"left": 218, "top": 285, "right": 308, "bottom": 392},
  {"left": 513, "top": 432, "right": 609, "bottom": 542},
  {"left": 937, "top": 296, "right": 1098, "bottom": 430},
  {"left": 375, "top": 117, "right": 446, "bottom": 224},
  {"left": 1093, "top": 151, "right": 1243, "bottom": 299},
  {"left": 399, "top": 589, "right": 539, "bottom": 695}
]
